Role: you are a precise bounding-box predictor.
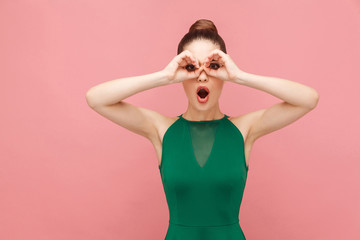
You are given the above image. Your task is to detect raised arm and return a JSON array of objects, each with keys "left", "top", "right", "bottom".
[
  {"left": 85, "top": 50, "right": 203, "bottom": 141},
  {"left": 85, "top": 71, "right": 169, "bottom": 140},
  {"left": 234, "top": 71, "right": 319, "bottom": 143},
  {"left": 201, "top": 49, "right": 319, "bottom": 144}
]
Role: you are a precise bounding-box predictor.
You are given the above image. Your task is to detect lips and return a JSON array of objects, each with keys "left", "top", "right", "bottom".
[
  {"left": 196, "top": 85, "right": 210, "bottom": 94},
  {"left": 196, "top": 86, "right": 210, "bottom": 101}
]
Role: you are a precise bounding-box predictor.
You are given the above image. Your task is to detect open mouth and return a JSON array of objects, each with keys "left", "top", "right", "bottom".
[{"left": 197, "top": 86, "right": 209, "bottom": 99}]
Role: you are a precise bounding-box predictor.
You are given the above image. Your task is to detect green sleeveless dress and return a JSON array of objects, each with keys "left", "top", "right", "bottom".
[{"left": 159, "top": 113, "right": 249, "bottom": 240}]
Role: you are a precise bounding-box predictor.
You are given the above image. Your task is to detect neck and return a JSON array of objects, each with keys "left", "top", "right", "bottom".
[{"left": 183, "top": 104, "right": 224, "bottom": 121}]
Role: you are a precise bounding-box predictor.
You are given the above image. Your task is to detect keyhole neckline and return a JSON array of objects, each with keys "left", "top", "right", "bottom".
[{"left": 179, "top": 114, "right": 228, "bottom": 123}]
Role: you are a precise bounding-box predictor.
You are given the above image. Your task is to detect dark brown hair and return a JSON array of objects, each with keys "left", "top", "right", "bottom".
[{"left": 177, "top": 19, "right": 227, "bottom": 55}]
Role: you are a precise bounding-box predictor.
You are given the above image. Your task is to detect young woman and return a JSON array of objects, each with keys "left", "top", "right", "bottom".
[{"left": 86, "top": 19, "right": 319, "bottom": 240}]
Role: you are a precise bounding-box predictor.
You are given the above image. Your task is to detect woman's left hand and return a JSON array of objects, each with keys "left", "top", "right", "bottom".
[{"left": 202, "top": 49, "right": 245, "bottom": 82}]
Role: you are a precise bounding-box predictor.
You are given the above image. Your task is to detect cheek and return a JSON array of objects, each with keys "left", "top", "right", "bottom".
[
  {"left": 182, "top": 82, "right": 189, "bottom": 91},
  {"left": 219, "top": 82, "right": 225, "bottom": 91},
  {"left": 214, "top": 81, "right": 224, "bottom": 91},
  {"left": 182, "top": 82, "right": 193, "bottom": 97}
]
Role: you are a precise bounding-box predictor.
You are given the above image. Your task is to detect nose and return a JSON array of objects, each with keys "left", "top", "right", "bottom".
[{"left": 197, "top": 65, "right": 208, "bottom": 82}]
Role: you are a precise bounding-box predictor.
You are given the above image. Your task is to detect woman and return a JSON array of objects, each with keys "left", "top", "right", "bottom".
[{"left": 86, "top": 19, "right": 319, "bottom": 240}]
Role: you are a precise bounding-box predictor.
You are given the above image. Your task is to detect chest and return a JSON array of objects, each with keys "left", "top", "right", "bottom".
[
  {"left": 159, "top": 119, "right": 248, "bottom": 173},
  {"left": 153, "top": 118, "right": 251, "bottom": 170}
]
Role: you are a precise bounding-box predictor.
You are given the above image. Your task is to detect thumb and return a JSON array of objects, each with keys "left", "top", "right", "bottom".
[{"left": 202, "top": 65, "right": 212, "bottom": 76}]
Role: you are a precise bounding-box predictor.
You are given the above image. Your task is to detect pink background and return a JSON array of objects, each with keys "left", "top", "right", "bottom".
[{"left": 1, "top": 0, "right": 359, "bottom": 239}]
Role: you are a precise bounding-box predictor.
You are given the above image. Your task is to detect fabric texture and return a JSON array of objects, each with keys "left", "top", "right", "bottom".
[{"left": 159, "top": 113, "right": 249, "bottom": 240}]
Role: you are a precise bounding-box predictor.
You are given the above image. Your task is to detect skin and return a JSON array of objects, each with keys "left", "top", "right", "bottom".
[
  {"left": 181, "top": 39, "right": 226, "bottom": 121},
  {"left": 86, "top": 39, "right": 319, "bottom": 169}
]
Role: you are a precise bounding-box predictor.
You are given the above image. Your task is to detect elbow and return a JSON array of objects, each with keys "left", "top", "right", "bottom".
[
  {"left": 85, "top": 89, "right": 98, "bottom": 108},
  {"left": 308, "top": 90, "right": 320, "bottom": 109}
]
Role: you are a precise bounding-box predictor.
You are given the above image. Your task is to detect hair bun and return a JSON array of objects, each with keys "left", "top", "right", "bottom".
[{"left": 189, "top": 19, "right": 218, "bottom": 34}]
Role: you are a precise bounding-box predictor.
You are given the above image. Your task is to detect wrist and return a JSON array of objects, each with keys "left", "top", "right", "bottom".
[
  {"left": 233, "top": 70, "right": 249, "bottom": 84},
  {"left": 157, "top": 70, "right": 172, "bottom": 86}
]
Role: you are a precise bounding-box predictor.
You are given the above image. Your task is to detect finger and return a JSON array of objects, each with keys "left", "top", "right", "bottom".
[
  {"left": 176, "top": 51, "right": 190, "bottom": 66},
  {"left": 194, "top": 58, "right": 200, "bottom": 68},
  {"left": 185, "top": 53, "right": 199, "bottom": 68},
  {"left": 204, "top": 54, "right": 220, "bottom": 67},
  {"left": 191, "top": 56, "right": 200, "bottom": 68},
  {"left": 183, "top": 54, "right": 193, "bottom": 65},
  {"left": 175, "top": 53, "right": 187, "bottom": 67},
  {"left": 189, "top": 56, "right": 199, "bottom": 68},
  {"left": 204, "top": 54, "right": 214, "bottom": 65},
  {"left": 217, "top": 53, "right": 228, "bottom": 66},
  {"left": 181, "top": 52, "right": 195, "bottom": 67},
  {"left": 202, "top": 66, "right": 209, "bottom": 74},
  {"left": 183, "top": 50, "right": 197, "bottom": 64},
  {"left": 203, "top": 66, "right": 214, "bottom": 76},
  {"left": 190, "top": 69, "right": 201, "bottom": 78},
  {"left": 204, "top": 59, "right": 220, "bottom": 69},
  {"left": 212, "top": 53, "right": 227, "bottom": 67},
  {"left": 207, "top": 49, "right": 227, "bottom": 63},
  {"left": 212, "top": 49, "right": 227, "bottom": 59},
  {"left": 218, "top": 58, "right": 226, "bottom": 66},
  {"left": 212, "top": 53, "right": 220, "bottom": 61},
  {"left": 177, "top": 57, "right": 188, "bottom": 67},
  {"left": 204, "top": 56, "right": 213, "bottom": 67},
  {"left": 207, "top": 65, "right": 221, "bottom": 76},
  {"left": 206, "top": 50, "right": 219, "bottom": 61}
]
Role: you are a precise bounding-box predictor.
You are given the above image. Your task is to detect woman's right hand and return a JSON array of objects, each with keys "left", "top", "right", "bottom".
[{"left": 162, "top": 50, "right": 201, "bottom": 84}]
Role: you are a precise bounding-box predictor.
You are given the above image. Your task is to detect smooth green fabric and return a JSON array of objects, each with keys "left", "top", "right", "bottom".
[{"left": 159, "top": 114, "right": 249, "bottom": 240}]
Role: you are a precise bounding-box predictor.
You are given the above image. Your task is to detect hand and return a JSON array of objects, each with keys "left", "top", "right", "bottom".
[
  {"left": 162, "top": 50, "right": 201, "bottom": 84},
  {"left": 202, "top": 49, "right": 245, "bottom": 82}
]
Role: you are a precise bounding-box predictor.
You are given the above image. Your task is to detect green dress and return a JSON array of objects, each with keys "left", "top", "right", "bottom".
[{"left": 159, "top": 113, "right": 249, "bottom": 240}]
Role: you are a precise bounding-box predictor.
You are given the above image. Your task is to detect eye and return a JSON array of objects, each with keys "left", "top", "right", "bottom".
[
  {"left": 185, "top": 64, "right": 196, "bottom": 71},
  {"left": 209, "top": 62, "right": 221, "bottom": 70}
]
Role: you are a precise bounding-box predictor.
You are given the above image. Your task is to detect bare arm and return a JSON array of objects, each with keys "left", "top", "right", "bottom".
[
  {"left": 85, "top": 50, "right": 201, "bottom": 141},
  {"left": 85, "top": 71, "right": 170, "bottom": 140},
  {"left": 199, "top": 49, "right": 319, "bottom": 143},
  {"left": 235, "top": 72, "right": 319, "bottom": 109},
  {"left": 85, "top": 71, "right": 169, "bottom": 107},
  {"left": 234, "top": 71, "right": 320, "bottom": 142}
]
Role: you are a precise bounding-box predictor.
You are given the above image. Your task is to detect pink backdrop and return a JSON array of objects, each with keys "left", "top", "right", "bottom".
[{"left": 1, "top": 0, "right": 359, "bottom": 239}]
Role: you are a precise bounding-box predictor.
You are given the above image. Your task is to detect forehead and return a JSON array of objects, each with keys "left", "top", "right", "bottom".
[{"left": 184, "top": 39, "right": 220, "bottom": 62}]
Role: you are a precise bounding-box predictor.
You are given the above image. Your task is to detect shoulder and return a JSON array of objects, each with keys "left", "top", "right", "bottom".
[
  {"left": 227, "top": 114, "right": 254, "bottom": 144},
  {"left": 146, "top": 111, "right": 180, "bottom": 145}
]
